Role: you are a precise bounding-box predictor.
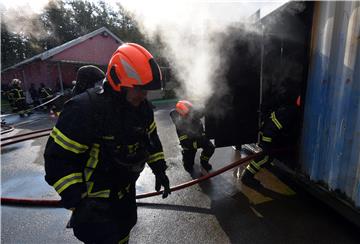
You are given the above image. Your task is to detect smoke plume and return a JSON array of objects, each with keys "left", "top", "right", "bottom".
[
  {"left": 120, "top": 0, "right": 283, "bottom": 111},
  {"left": 0, "top": 0, "right": 50, "bottom": 39}
]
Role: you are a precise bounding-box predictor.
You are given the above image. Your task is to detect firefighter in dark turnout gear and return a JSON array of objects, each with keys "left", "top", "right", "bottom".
[
  {"left": 7, "top": 79, "right": 30, "bottom": 117},
  {"left": 241, "top": 84, "right": 301, "bottom": 187},
  {"left": 72, "top": 65, "right": 105, "bottom": 97},
  {"left": 44, "top": 43, "right": 171, "bottom": 244},
  {"left": 170, "top": 100, "right": 215, "bottom": 172},
  {"left": 38, "top": 83, "right": 54, "bottom": 110}
]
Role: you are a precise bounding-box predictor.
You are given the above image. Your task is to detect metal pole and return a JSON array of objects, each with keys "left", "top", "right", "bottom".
[
  {"left": 56, "top": 62, "right": 64, "bottom": 94},
  {"left": 21, "top": 69, "right": 31, "bottom": 104},
  {"left": 258, "top": 23, "right": 265, "bottom": 144}
]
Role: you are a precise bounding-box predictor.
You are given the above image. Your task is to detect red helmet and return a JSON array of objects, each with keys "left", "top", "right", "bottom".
[
  {"left": 176, "top": 100, "right": 193, "bottom": 117},
  {"left": 106, "top": 43, "right": 162, "bottom": 92}
]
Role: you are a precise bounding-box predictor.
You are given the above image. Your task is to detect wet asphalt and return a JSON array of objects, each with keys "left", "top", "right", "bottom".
[{"left": 1, "top": 103, "right": 359, "bottom": 244}]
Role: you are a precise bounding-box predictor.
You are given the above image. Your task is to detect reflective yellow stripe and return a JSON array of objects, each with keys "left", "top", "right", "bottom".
[
  {"left": 53, "top": 173, "right": 83, "bottom": 194},
  {"left": 117, "top": 184, "right": 131, "bottom": 200},
  {"left": 102, "top": 135, "right": 114, "bottom": 140},
  {"left": 86, "top": 181, "right": 111, "bottom": 198},
  {"left": 246, "top": 164, "right": 257, "bottom": 174},
  {"left": 50, "top": 127, "right": 88, "bottom": 154},
  {"left": 262, "top": 135, "right": 272, "bottom": 142},
  {"left": 250, "top": 160, "right": 261, "bottom": 170},
  {"left": 193, "top": 141, "right": 197, "bottom": 149},
  {"left": 128, "top": 143, "right": 139, "bottom": 154},
  {"left": 85, "top": 144, "right": 100, "bottom": 181},
  {"left": 200, "top": 155, "right": 209, "bottom": 161},
  {"left": 148, "top": 120, "right": 156, "bottom": 134},
  {"left": 179, "top": 135, "right": 188, "bottom": 141},
  {"left": 251, "top": 156, "right": 269, "bottom": 169},
  {"left": 271, "top": 112, "right": 283, "bottom": 129},
  {"left": 43, "top": 88, "right": 50, "bottom": 97},
  {"left": 118, "top": 234, "right": 130, "bottom": 244},
  {"left": 148, "top": 152, "right": 165, "bottom": 164},
  {"left": 88, "top": 189, "right": 110, "bottom": 198}
]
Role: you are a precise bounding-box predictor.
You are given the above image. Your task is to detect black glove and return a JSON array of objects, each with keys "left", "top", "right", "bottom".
[{"left": 155, "top": 171, "right": 171, "bottom": 199}]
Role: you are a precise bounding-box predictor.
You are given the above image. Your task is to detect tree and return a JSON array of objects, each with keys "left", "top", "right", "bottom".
[{"left": 1, "top": 0, "right": 154, "bottom": 69}]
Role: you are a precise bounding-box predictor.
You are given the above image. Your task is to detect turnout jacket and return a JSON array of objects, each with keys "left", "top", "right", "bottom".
[
  {"left": 169, "top": 109, "right": 205, "bottom": 143},
  {"left": 44, "top": 86, "right": 167, "bottom": 209},
  {"left": 260, "top": 104, "right": 300, "bottom": 149}
]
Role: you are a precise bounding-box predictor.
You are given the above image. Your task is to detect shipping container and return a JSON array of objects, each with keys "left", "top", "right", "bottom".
[
  {"left": 301, "top": 1, "right": 360, "bottom": 210},
  {"left": 205, "top": 1, "right": 360, "bottom": 225}
]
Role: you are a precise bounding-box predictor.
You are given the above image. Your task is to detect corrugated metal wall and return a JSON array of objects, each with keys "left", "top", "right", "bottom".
[{"left": 301, "top": 1, "right": 360, "bottom": 207}]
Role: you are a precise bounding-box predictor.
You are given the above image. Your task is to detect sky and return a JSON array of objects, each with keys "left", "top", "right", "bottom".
[{"left": 0, "top": 0, "right": 287, "bottom": 18}]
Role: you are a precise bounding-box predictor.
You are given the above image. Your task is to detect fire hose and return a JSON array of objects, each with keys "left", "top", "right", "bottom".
[
  {"left": 0, "top": 94, "right": 63, "bottom": 119},
  {"left": 1, "top": 152, "right": 262, "bottom": 207},
  {"left": 1, "top": 127, "right": 268, "bottom": 207},
  {"left": 1, "top": 128, "right": 52, "bottom": 147}
]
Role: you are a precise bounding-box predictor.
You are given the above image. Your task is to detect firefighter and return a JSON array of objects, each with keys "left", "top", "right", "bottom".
[
  {"left": 240, "top": 82, "right": 301, "bottom": 186},
  {"left": 29, "top": 83, "right": 40, "bottom": 106},
  {"left": 44, "top": 43, "right": 171, "bottom": 244},
  {"left": 72, "top": 65, "right": 105, "bottom": 97},
  {"left": 170, "top": 100, "right": 215, "bottom": 172},
  {"left": 38, "top": 83, "right": 54, "bottom": 108},
  {"left": 7, "top": 79, "right": 29, "bottom": 117}
]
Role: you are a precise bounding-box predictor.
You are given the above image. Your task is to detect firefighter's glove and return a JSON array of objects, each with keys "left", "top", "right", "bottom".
[{"left": 155, "top": 171, "right": 171, "bottom": 199}]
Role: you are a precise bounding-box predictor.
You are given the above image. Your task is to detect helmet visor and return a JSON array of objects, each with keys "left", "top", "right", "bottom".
[{"left": 140, "top": 58, "right": 162, "bottom": 90}]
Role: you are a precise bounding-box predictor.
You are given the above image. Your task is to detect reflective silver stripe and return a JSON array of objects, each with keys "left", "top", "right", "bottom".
[
  {"left": 53, "top": 173, "right": 83, "bottom": 194},
  {"left": 121, "top": 58, "right": 142, "bottom": 85},
  {"left": 148, "top": 152, "right": 165, "bottom": 164},
  {"left": 193, "top": 141, "right": 197, "bottom": 149},
  {"left": 50, "top": 127, "right": 88, "bottom": 154}
]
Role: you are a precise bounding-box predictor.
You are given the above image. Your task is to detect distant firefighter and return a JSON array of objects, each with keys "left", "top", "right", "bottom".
[
  {"left": 29, "top": 83, "right": 40, "bottom": 106},
  {"left": 240, "top": 78, "right": 301, "bottom": 187},
  {"left": 170, "top": 100, "right": 215, "bottom": 172},
  {"left": 72, "top": 65, "right": 105, "bottom": 96},
  {"left": 7, "top": 79, "right": 30, "bottom": 117},
  {"left": 38, "top": 83, "right": 54, "bottom": 109}
]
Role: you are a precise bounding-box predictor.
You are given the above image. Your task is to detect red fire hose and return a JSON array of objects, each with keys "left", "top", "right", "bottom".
[
  {"left": 1, "top": 152, "right": 261, "bottom": 207},
  {"left": 1, "top": 130, "right": 52, "bottom": 147},
  {"left": 1, "top": 126, "right": 271, "bottom": 207}
]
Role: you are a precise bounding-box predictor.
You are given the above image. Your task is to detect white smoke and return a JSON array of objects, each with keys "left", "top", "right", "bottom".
[
  {"left": 0, "top": 0, "right": 50, "bottom": 39},
  {"left": 1, "top": 0, "right": 288, "bottom": 109},
  {"left": 119, "top": 0, "right": 286, "bottom": 108}
]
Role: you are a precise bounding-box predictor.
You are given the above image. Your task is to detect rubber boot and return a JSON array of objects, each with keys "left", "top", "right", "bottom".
[
  {"left": 183, "top": 162, "right": 194, "bottom": 172},
  {"left": 200, "top": 160, "right": 212, "bottom": 171},
  {"left": 240, "top": 169, "right": 261, "bottom": 187}
]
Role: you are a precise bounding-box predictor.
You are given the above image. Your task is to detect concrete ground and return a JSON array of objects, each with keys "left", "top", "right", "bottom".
[{"left": 1, "top": 103, "right": 360, "bottom": 244}]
